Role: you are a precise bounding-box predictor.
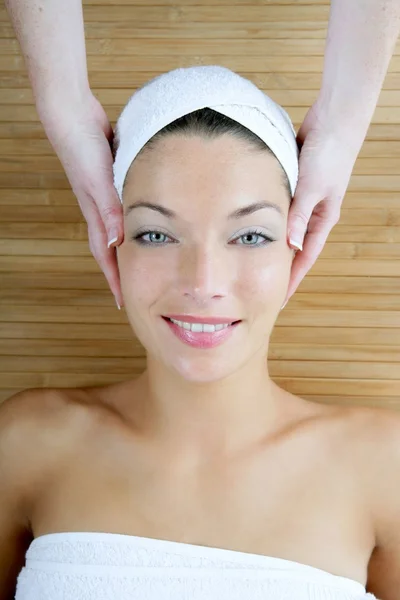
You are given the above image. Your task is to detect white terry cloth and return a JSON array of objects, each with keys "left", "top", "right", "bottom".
[
  {"left": 112, "top": 65, "right": 299, "bottom": 202},
  {"left": 15, "top": 531, "right": 379, "bottom": 600}
]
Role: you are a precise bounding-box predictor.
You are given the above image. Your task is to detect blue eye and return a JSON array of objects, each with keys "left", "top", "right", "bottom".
[
  {"left": 133, "top": 230, "right": 172, "bottom": 245},
  {"left": 233, "top": 229, "right": 274, "bottom": 246},
  {"left": 132, "top": 228, "right": 274, "bottom": 246}
]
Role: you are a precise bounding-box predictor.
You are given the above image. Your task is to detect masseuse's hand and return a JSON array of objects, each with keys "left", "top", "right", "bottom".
[
  {"left": 43, "top": 93, "right": 124, "bottom": 309},
  {"left": 283, "top": 0, "right": 400, "bottom": 307},
  {"left": 283, "top": 100, "right": 359, "bottom": 305},
  {"left": 5, "top": 0, "right": 123, "bottom": 310}
]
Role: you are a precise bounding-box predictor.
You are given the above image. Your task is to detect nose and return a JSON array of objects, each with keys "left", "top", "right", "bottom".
[{"left": 179, "top": 243, "right": 230, "bottom": 304}]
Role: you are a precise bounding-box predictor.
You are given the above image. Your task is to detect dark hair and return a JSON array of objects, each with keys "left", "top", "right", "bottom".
[{"left": 114, "top": 107, "right": 292, "bottom": 201}]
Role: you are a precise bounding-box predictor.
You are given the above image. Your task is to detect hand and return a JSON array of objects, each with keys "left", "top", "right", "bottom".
[
  {"left": 283, "top": 100, "right": 363, "bottom": 307},
  {"left": 40, "top": 92, "right": 124, "bottom": 309}
]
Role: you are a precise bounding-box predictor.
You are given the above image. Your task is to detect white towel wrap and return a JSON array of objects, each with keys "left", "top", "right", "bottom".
[
  {"left": 112, "top": 65, "right": 299, "bottom": 202},
  {"left": 15, "top": 532, "right": 379, "bottom": 600}
]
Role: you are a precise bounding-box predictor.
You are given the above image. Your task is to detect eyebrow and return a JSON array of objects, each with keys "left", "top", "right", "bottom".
[{"left": 124, "top": 200, "right": 284, "bottom": 219}]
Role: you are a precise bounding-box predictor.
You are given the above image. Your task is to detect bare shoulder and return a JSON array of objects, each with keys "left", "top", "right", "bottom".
[
  {"left": 339, "top": 402, "right": 400, "bottom": 460},
  {"left": 302, "top": 399, "right": 400, "bottom": 482},
  {"left": 339, "top": 403, "right": 400, "bottom": 600},
  {"left": 321, "top": 401, "right": 400, "bottom": 466},
  {"left": 350, "top": 402, "right": 400, "bottom": 500},
  {"left": 1, "top": 386, "right": 92, "bottom": 437},
  {"left": 0, "top": 387, "right": 100, "bottom": 488},
  {"left": 309, "top": 399, "right": 400, "bottom": 442},
  {"left": 0, "top": 387, "right": 96, "bottom": 599}
]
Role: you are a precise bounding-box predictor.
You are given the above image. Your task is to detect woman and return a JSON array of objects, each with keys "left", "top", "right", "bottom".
[
  {"left": 1, "top": 66, "right": 398, "bottom": 600},
  {"left": 5, "top": 0, "right": 400, "bottom": 310}
]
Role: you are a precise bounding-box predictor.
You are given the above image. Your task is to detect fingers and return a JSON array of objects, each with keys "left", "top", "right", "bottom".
[
  {"left": 101, "top": 191, "right": 124, "bottom": 250},
  {"left": 287, "top": 180, "right": 321, "bottom": 252},
  {"left": 82, "top": 191, "right": 124, "bottom": 309},
  {"left": 76, "top": 155, "right": 124, "bottom": 308},
  {"left": 83, "top": 170, "right": 124, "bottom": 250},
  {"left": 43, "top": 93, "right": 125, "bottom": 309},
  {"left": 94, "top": 186, "right": 124, "bottom": 308},
  {"left": 85, "top": 101, "right": 125, "bottom": 247},
  {"left": 284, "top": 215, "right": 337, "bottom": 303}
]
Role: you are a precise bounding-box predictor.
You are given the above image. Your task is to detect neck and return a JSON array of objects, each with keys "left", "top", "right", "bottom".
[{"left": 131, "top": 351, "right": 292, "bottom": 459}]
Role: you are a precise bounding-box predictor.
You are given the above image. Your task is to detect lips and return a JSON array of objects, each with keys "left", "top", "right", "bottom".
[{"left": 162, "top": 316, "right": 241, "bottom": 349}]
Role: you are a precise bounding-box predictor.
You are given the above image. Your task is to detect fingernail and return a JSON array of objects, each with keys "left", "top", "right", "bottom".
[
  {"left": 281, "top": 300, "right": 288, "bottom": 310},
  {"left": 108, "top": 229, "right": 119, "bottom": 248},
  {"left": 116, "top": 298, "right": 121, "bottom": 310},
  {"left": 289, "top": 237, "right": 303, "bottom": 252}
]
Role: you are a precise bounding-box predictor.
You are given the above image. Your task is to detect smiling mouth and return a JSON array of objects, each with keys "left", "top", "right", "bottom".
[{"left": 162, "top": 316, "right": 241, "bottom": 332}]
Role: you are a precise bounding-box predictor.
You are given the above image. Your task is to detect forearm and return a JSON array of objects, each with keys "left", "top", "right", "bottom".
[
  {"left": 319, "top": 0, "right": 400, "bottom": 134},
  {"left": 4, "top": 0, "right": 90, "bottom": 119}
]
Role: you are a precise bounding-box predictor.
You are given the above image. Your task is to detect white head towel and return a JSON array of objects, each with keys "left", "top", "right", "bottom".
[{"left": 113, "top": 65, "right": 299, "bottom": 202}]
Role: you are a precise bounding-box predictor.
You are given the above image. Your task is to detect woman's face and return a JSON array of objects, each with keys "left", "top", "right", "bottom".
[{"left": 117, "top": 133, "right": 295, "bottom": 382}]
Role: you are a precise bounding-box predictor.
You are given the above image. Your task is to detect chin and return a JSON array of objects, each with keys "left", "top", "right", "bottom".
[{"left": 165, "top": 354, "right": 242, "bottom": 384}]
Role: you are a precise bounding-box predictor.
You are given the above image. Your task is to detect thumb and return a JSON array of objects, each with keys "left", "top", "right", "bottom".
[
  {"left": 98, "top": 184, "right": 124, "bottom": 248},
  {"left": 287, "top": 182, "right": 320, "bottom": 251}
]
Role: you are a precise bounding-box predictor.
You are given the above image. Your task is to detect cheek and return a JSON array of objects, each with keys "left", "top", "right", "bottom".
[
  {"left": 117, "top": 244, "right": 173, "bottom": 306},
  {"left": 236, "top": 245, "right": 292, "bottom": 306}
]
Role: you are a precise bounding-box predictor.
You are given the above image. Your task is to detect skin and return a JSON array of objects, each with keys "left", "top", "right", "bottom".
[
  {"left": 1, "top": 134, "right": 400, "bottom": 600},
  {"left": 116, "top": 133, "right": 298, "bottom": 451},
  {"left": 286, "top": 0, "right": 400, "bottom": 303}
]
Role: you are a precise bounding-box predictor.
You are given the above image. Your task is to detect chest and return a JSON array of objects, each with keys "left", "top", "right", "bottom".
[{"left": 31, "top": 423, "right": 373, "bottom": 582}]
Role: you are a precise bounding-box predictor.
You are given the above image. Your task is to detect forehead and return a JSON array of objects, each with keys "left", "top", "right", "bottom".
[{"left": 123, "top": 134, "right": 288, "bottom": 201}]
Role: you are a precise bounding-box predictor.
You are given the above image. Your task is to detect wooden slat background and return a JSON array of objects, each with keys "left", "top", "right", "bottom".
[{"left": 1, "top": 0, "right": 399, "bottom": 407}]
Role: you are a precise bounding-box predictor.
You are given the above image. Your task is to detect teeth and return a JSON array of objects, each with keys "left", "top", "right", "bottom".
[{"left": 169, "top": 319, "right": 231, "bottom": 332}]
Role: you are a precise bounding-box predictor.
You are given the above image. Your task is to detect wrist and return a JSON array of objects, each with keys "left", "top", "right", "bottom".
[
  {"left": 36, "top": 82, "right": 93, "bottom": 127},
  {"left": 316, "top": 86, "right": 375, "bottom": 136},
  {"left": 311, "top": 90, "right": 372, "bottom": 153}
]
